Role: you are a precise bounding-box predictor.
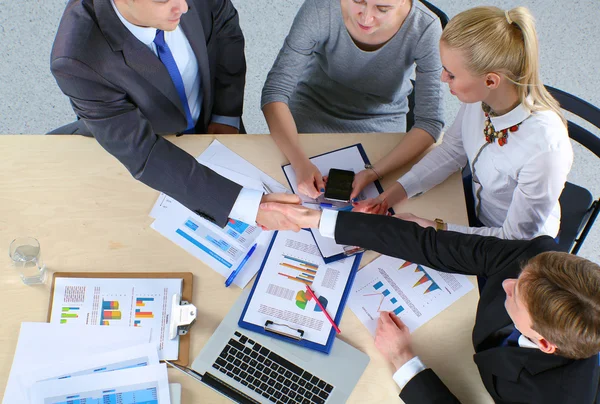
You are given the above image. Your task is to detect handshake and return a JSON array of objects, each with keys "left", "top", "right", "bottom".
[{"left": 254, "top": 192, "right": 392, "bottom": 231}]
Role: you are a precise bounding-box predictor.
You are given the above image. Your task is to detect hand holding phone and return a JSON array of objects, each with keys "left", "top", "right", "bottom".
[{"left": 324, "top": 168, "right": 355, "bottom": 203}]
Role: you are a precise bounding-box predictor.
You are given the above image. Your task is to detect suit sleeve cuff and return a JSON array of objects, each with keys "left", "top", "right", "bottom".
[
  {"left": 229, "top": 188, "right": 263, "bottom": 225},
  {"left": 392, "top": 356, "right": 427, "bottom": 391},
  {"left": 211, "top": 115, "right": 241, "bottom": 130},
  {"left": 318, "top": 209, "right": 339, "bottom": 239}
]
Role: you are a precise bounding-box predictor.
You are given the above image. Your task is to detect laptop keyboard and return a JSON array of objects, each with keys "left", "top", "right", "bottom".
[{"left": 211, "top": 331, "right": 335, "bottom": 404}]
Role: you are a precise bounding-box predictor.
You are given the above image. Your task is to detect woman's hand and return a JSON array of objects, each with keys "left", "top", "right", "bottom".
[
  {"left": 352, "top": 196, "right": 389, "bottom": 215},
  {"left": 295, "top": 161, "right": 325, "bottom": 199},
  {"left": 350, "top": 169, "right": 378, "bottom": 201}
]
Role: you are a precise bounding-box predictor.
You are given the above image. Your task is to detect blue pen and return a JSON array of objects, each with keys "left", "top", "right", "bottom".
[
  {"left": 336, "top": 205, "right": 353, "bottom": 212},
  {"left": 319, "top": 202, "right": 335, "bottom": 208},
  {"left": 225, "top": 243, "right": 258, "bottom": 287}
]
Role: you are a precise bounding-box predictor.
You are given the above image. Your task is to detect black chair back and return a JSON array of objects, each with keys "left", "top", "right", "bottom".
[{"left": 546, "top": 85, "right": 600, "bottom": 254}]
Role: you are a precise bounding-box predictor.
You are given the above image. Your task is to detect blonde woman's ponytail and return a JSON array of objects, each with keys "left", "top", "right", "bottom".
[{"left": 442, "top": 7, "right": 566, "bottom": 126}]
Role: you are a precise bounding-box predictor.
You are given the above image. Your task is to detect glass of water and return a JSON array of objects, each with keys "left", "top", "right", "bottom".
[{"left": 9, "top": 237, "right": 47, "bottom": 285}]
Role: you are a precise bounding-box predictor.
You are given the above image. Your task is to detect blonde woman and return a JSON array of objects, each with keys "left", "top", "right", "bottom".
[
  {"left": 355, "top": 6, "right": 573, "bottom": 240},
  {"left": 262, "top": 0, "right": 445, "bottom": 198}
]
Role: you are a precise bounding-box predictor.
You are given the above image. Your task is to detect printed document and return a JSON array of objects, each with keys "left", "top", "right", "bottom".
[
  {"left": 348, "top": 255, "right": 474, "bottom": 335},
  {"left": 283, "top": 145, "right": 382, "bottom": 259},
  {"left": 150, "top": 140, "right": 290, "bottom": 287},
  {"left": 3, "top": 323, "right": 151, "bottom": 404},
  {"left": 30, "top": 363, "right": 171, "bottom": 404},
  {"left": 49, "top": 277, "right": 182, "bottom": 360},
  {"left": 241, "top": 230, "right": 357, "bottom": 345}
]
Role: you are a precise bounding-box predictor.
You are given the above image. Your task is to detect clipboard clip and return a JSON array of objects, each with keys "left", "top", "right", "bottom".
[
  {"left": 169, "top": 293, "right": 197, "bottom": 340},
  {"left": 264, "top": 320, "right": 304, "bottom": 341},
  {"left": 343, "top": 245, "right": 365, "bottom": 256}
]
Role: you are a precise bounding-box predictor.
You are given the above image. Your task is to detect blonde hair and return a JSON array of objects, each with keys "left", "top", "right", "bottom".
[
  {"left": 441, "top": 7, "right": 566, "bottom": 126},
  {"left": 520, "top": 252, "right": 600, "bottom": 360}
]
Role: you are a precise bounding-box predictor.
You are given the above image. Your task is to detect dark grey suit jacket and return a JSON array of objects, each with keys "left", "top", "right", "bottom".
[
  {"left": 334, "top": 212, "right": 600, "bottom": 404},
  {"left": 51, "top": 0, "right": 247, "bottom": 226}
]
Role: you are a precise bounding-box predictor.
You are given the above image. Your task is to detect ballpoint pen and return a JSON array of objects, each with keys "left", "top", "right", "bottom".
[
  {"left": 225, "top": 243, "right": 258, "bottom": 287},
  {"left": 305, "top": 285, "right": 341, "bottom": 334}
]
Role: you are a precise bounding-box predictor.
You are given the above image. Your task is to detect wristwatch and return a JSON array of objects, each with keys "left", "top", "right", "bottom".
[
  {"left": 434, "top": 218, "right": 445, "bottom": 231},
  {"left": 364, "top": 164, "right": 383, "bottom": 180}
]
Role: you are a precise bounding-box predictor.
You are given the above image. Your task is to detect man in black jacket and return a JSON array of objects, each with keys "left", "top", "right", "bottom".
[
  {"left": 51, "top": 0, "right": 299, "bottom": 230},
  {"left": 260, "top": 202, "right": 600, "bottom": 403}
]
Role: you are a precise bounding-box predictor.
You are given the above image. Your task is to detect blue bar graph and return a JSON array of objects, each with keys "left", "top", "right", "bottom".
[
  {"left": 382, "top": 289, "right": 390, "bottom": 296},
  {"left": 373, "top": 281, "right": 384, "bottom": 290},
  {"left": 393, "top": 306, "right": 405, "bottom": 315},
  {"left": 391, "top": 298, "right": 397, "bottom": 304}
]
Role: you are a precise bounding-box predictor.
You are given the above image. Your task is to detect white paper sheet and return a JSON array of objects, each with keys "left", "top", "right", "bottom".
[
  {"left": 282, "top": 145, "right": 382, "bottom": 259},
  {"left": 348, "top": 255, "right": 474, "bottom": 335},
  {"left": 18, "top": 343, "right": 160, "bottom": 402},
  {"left": 3, "top": 323, "right": 151, "bottom": 404},
  {"left": 149, "top": 139, "right": 290, "bottom": 287},
  {"left": 48, "top": 277, "right": 182, "bottom": 360},
  {"left": 242, "top": 230, "right": 357, "bottom": 345},
  {"left": 30, "top": 363, "right": 171, "bottom": 404}
]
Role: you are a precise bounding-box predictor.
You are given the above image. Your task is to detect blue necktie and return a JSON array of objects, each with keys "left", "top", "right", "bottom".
[
  {"left": 153, "top": 30, "right": 194, "bottom": 131},
  {"left": 502, "top": 327, "right": 521, "bottom": 347}
]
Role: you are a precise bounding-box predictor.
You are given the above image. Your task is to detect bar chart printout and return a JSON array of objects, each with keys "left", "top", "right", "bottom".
[
  {"left": 49, "top": 278, "right": 183, "bottom": 360},
  {"left": 48, "top": 384, "right": 159, "bottom": 404},
  {"left": 277, "top": 254, "right": 319, "bottom": 285},
  {"left": 348, "top": 255, "right": 474, "bottom": 336}
]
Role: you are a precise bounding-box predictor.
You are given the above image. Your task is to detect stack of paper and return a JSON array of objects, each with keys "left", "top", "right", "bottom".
[
  {"left": 3, "top": 323, "right": 177, "bottom": 404},
  {"left": 149, "top": 140, "right": 291, "bottom": 288}
]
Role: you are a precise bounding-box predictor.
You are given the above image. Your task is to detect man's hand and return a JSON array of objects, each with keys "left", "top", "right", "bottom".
[
  {"left": 393, "top": 212, "right": 435, "bottom": 229},
  {"left": 259, "top": 202, "right": 322, "bottom": 230},
  {"left": 207, "top": 122, "right": 239, "bottom": 134},
  {"left": 350, "top": 169, "right": 378, "bottom": 200},
  {"left": 255, "top": 193, "right": 302, "bottom": 231},
  {"left": 375, "top": 312, "right": 416, "bottom": 370},
  {"left": 295, "top": 161, "right": 325, "bottom": 199},
  {"left": 352, "top": 196, "right": 389, "bottom": 215}
]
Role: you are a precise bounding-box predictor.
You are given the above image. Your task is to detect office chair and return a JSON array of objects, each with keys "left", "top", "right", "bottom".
[
  {"left": 406, "top": 1, "right": 449, "bottom": 131},
  {"left": 546, "top": 85, "right": 600, "bottom": 254}
]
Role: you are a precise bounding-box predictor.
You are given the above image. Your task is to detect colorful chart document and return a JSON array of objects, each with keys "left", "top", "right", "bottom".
[
  {"left": 241, "top": 230, "right": 358, "bottom": 346},
  {"left": 49, "top": 278, "right": 182, "bottom": 360},
  {"left": 149, "top": 140, "right": 290, "bottom": 288},
  {"left": 30, "top": 364, "right": 170, "bottom": 404},
  {"left": 348, "top": 255, "right": 474, "bottom": 335}
]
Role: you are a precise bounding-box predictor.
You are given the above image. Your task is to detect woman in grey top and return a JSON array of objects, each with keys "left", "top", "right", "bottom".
[{"left": 262, "top": 0, "right": 445, "bottom": 198}]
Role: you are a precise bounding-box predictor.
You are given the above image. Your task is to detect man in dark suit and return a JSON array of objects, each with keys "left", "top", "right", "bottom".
[
  {"left": 259, "top": 202, "right": 600, "bottom": 403},
  {"left": 51, "top": 0, "right": 299, "bottom": 230}
]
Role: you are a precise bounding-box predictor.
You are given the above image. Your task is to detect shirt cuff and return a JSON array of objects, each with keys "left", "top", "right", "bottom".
[
  {"left": 211, "top": 115, "right": 240, "bottom": 130},
  {"left": 318, "top": 209, "right": 339, "bottom": 239},
  {"left": 397, "top": 171, "right": 423, "bottom": 199},
  {"left": 229, "top": 188, "right": 263, "bottom": 225},
  {"left": 392, "top": 356, "right": 427, "bottom": 391}
]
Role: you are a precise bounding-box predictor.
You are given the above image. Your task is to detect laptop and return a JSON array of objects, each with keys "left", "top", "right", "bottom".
[{"left": 167, "top": 288, "right": 369, "bottom": 403}]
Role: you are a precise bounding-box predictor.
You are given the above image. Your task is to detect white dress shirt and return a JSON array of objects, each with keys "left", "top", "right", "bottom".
[
  {"left": 111, "top": 1, "right": 259, "bottom": 225},
  {"left": 319, "top": 209, "right": 541, "bottom": 391},
  {"left": 398, "top": 100, "right": 572, "bottom": 239}
]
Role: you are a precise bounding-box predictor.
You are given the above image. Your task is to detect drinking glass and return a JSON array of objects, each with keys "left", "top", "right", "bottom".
[{"left": 9, "top": 237, "right": 47, "bottom": 285}]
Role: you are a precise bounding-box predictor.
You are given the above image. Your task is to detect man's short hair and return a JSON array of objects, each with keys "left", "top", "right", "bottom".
[{"left": 520, "top": 251, "right": 600, "bottom": 359}]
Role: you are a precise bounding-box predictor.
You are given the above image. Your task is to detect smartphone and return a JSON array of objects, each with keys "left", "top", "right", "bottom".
[{"left": 324, "top": 168, "right": 355, "bottom": 203}]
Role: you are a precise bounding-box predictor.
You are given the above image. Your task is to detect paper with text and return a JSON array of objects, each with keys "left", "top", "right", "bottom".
[
  {"left": 242, "top": 230, "right": 357, "bottom": 345},
  {"left": 49, "top": 277, "right": 182, "bottom": 360},
  {"left": 30, "top": 363, "right": 171, "bottom": 404},
  {"left": 348, "top": 255, "right": 474, "bottom": 335}
]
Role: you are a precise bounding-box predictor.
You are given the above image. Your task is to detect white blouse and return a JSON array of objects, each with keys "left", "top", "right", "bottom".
[{"left": 398, "top": 100, "right": 573, "bottom": 239}]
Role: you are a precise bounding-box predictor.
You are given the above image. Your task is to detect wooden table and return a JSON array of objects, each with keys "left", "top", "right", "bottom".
[{"left": 0, "top": 134, "right": 492, "bottom": 403}]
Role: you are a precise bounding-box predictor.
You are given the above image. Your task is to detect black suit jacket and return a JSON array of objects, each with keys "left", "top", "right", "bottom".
[
  {"left": 51, "top": 0, "right": 247, "bottom": 226},
  {"left": 334, "top": 212, "right": 599, "bottom": 404}
]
